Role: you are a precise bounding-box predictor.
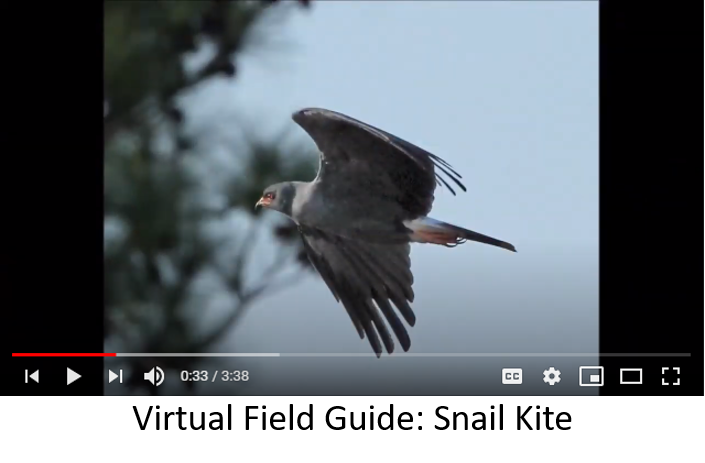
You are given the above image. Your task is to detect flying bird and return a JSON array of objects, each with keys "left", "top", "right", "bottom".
[{"left": 256, "top": 108, "right": 516, "bottom": 357}]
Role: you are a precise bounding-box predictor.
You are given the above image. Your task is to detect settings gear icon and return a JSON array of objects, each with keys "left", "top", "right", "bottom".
[{"left": 543, "top": 367, "right": 561, "bottom": 386}]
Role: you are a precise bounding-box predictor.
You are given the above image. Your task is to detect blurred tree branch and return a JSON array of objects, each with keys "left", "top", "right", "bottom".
[{"left": 104, "top": 0, "right": 316, "bottom": 394}]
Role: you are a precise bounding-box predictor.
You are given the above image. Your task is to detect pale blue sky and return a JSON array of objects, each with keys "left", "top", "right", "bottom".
[{"left": 174, "top": 1, "right": 599, "bottom": 394}]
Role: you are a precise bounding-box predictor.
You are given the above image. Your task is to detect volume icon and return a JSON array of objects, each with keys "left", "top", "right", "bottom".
[{"left": 144, "top": 366, "right": 165, "bottom": 387}]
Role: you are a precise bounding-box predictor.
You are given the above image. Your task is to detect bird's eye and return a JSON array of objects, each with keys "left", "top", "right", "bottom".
[{"left": 264, "top": 192, "right": 275, "bottom": 200}]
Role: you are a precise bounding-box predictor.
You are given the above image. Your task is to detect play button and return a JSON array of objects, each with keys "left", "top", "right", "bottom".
[{"left": 67, "top": 368, "right": 81, "bottom": 385}]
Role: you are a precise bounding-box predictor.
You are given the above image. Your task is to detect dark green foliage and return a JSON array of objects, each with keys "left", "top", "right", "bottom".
[{"left": 104, "top": 0, "right": 316, "bottom": 394}]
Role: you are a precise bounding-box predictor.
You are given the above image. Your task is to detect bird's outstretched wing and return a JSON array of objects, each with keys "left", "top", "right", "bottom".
[
  {"left": 292, "top": 108, "right": 466, "bottom": 219},
  {"left": 299, "top": 224, "right": 416, "bottom": 356}
]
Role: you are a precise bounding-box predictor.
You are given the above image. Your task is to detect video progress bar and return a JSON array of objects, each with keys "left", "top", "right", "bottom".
[
  {"left": 13, "top": 353, "right": 692, "bottom": 358},
  {"left": 116, "top": 352, "right": 690, "bottom": 358}
]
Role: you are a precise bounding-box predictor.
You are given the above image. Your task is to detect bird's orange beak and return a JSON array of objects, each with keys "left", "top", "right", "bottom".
[{"left": 255, "top": 196, "right": 271, "bottom": 210}]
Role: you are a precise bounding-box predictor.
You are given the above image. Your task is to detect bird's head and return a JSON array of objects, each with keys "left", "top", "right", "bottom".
[{"left": 255, "top": 182, "right": 296, "bottom": 216}]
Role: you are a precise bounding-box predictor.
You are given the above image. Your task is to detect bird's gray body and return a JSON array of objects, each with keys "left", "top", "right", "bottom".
[
  {"left": 293, "top": 181, "right": 407, "bottom": 243},
  {"left": 258, "top": 108, "right": 516, "bottom": 356}
]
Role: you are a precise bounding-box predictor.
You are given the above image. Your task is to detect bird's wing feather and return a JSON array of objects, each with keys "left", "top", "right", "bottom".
[
  {"left": 299, "top": 224, "right": 416, "bottom": 356},
  {"left": 292, "top": 108, "right": 466, "bottom": 219}
]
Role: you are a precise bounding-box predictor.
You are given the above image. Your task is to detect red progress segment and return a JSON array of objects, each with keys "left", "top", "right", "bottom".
[{"left": 12, "top": 353, "right": 117, "bottom": 357}]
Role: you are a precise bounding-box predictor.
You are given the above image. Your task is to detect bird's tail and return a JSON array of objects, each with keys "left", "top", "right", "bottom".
[{"left": 405, "top": 217, "right": 516, "bottom": 252}]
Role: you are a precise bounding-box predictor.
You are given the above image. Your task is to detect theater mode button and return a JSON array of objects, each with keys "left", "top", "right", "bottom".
[{"left": 619, "top": 368, "right": 642, "bottom": 385}]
